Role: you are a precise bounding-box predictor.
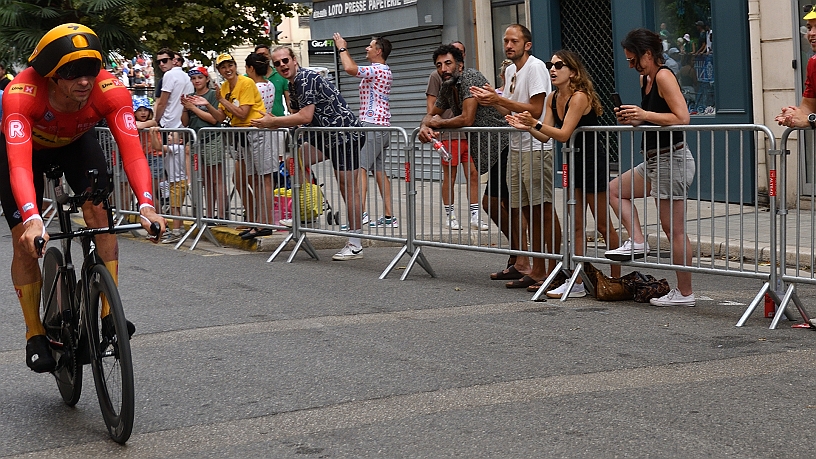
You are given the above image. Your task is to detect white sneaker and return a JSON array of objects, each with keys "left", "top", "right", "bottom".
[
  {"left": 650, "top": 288, "right": 695, "bottom": 307},
  {"left": 445, "top": 215, "right": 460, "bottom": 230},
  {"left": 279, "top": 218, "right": 293, "bottom": 228},
  {"left": 332, "top": 243, "right": 363, "bottom": 261},
  {"left": 546, "top": 282, "right": 587, "bottom": 299},
  {"left": 470, "top": 215, "right": 489, "bottom": 231},
  {"left": 604, "top": 239, "right": 650, "bottom": 261},
  {"left": 361, "top": 212, "right": 370, "bottom": 225}
]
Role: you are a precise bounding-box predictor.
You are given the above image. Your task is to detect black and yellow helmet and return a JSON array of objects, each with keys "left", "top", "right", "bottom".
[{"left": 28, "top": 23, "right": 103, "bottom": 78}]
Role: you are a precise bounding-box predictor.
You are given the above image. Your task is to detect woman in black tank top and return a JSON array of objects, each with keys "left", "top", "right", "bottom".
[
  {"left": 506, "top": 49, "right": 621, "bottom": 297},
  {"left": 606, "top": 28, "right": 696, "bottom": 307}
]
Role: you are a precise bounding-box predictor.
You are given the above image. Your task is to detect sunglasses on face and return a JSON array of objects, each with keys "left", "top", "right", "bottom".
[
  {"left": 625, "top": 57, "right": 636, "bottom": 64},
  {"left": 55, "top": 58, "right": 102, "bottom": 80},
  {"left": 272, "top": 57, "right": 290, "bottom": 67},
  {"left": 544, "top": 61, "right": 567, "bottom": 70},
  {"left": 158, "top": 57, "right": 173, "bottom": 64}
]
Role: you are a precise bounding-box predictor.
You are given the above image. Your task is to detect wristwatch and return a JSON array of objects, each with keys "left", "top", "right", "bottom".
[
  {"left": 808, "top": 113, "right": 816, "bottom": 129},
  {"left": 534, "top": 122, "right": 543, "bottom": 131},
  {"left": 338, "top": 47, "right": 347, "bottom": 53}
]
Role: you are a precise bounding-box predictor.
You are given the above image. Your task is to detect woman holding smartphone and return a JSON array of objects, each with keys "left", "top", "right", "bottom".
[
  {"left": 604, "top": 28, "right": 696, "bottom": 307},
  {"left": 506, "top": 49, "right": 619, "bottom": 298}
]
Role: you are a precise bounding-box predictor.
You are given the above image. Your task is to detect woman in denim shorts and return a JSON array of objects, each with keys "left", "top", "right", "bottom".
[{"left": 605, "top": 28, "right": 697, "bottom": 307}]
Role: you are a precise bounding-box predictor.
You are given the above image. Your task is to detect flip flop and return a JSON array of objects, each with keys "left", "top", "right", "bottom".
[
  {"left": 526, "top": 280, "right": 545, "bottom": 292},
  {"left": 506, "top": 275, "right": 539, "bottom": 289},
  {"left": 490, "top": 265, "right": 522, "bottom": 280}
]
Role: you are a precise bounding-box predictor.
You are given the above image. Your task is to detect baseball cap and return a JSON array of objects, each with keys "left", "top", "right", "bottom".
[
  {"left": 188, "top": 66, "right": 209, "bottom": 77},
  {"left": 682, "top": 33, "right": 691, "bottom": 42},
  {"left": 695, "top": 21, "right": 704, "bottom": 27},
  {"left": 215, "top": 53, "right": 235, "bottom": 67}
]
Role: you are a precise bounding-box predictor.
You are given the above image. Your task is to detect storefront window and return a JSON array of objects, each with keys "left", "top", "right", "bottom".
[
  {"left": 491, "top": 0, "right": 526, "bottom": 87},
  {"left": 655, "top": 0, "right": 714, "bottom": 115}
]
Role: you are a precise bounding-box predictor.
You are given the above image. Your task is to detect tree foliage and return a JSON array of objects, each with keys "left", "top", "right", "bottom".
[
  {"left": 122, "top": 0, "right": 310, "bottom": 63},
  {"left": 0, "top": 0, "right": 142, "bottom": 67},
  {"left": 0, "top": 0, "right": 310, "bottom": 68}
]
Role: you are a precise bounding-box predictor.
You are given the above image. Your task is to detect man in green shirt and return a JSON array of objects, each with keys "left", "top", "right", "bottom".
[{"left": 255, "top": 43, "right": 290, "bottom": 116}]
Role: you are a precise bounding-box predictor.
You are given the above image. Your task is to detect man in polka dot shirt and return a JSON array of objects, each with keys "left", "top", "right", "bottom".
[{"left": 333, "top": 33, "right": 397, "bottom": 229}]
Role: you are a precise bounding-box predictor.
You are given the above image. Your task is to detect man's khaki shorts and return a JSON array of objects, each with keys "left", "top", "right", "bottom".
[{"left": 508, "top": 148, "right": 553, "bottom": 208}]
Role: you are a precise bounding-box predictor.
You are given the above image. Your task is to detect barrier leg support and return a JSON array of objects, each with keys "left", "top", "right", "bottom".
[
  {"left": 286, "top": 233, "right": 319, "bottom": 263},
  {"left": 400, "top": 246, "right": 436, "bottom": 281},
  {"left": 736, "top": 282, "right": 770, "bottom": 327},
  {"left": 530, "top": 261, "right": 564, "bottom": 302},
  {"left": 266, "top": 232, "right": 295, "bottom": 262}
]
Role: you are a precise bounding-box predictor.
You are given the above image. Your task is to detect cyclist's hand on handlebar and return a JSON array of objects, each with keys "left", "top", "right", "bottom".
[
  {"left": 20, "top": 218, "right": 48, "bottom": 258},
  {"left": 139, "top": 206, "right": 166, "bottom": 243}
]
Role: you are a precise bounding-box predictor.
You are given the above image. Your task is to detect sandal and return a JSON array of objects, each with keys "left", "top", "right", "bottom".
[
  {"left": 526, "top": 280, "right": 545, "bottom": 293},
  {"left": 505, "top": 275, "right": 539, "bottom": 289},
  {"left": 490, "top": 265, "right": 522, "bottom": 280}
]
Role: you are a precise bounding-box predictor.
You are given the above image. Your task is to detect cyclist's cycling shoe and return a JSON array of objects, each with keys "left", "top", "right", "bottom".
[
  {"left": 26, "top": 335, "right": 56, "bottom": 373},
  {"left": 101, "top": 315, "right": 135, "bottom": 340}
]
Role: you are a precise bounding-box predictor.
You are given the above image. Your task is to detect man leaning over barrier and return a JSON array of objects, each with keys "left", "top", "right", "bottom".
[
  {"left": 252, "top": 46, "right": 367, "bottom": 261},
  {"left": 418, "top": 45, "right": 508, "bottom": 239},
  {"left": 777, "top": 8, "right": 816, "bottom": 129}
]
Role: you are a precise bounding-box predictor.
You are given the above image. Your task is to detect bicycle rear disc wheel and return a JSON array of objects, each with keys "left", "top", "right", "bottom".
[
  {"left": 86, "top": 264, "right": 134, "bottom": 444},
  {"left": 41, "top": 247, "right": 82, "bottom": 406}
]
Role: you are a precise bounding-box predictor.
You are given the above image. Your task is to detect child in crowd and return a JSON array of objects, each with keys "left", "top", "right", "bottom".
[{"left": 150, "top": 128, "right": 189, "bottom": 244}]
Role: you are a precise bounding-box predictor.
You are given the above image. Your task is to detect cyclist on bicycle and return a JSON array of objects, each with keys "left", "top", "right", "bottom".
[{"left": 0, "top": 24, "right": 166, "bottom": 373}]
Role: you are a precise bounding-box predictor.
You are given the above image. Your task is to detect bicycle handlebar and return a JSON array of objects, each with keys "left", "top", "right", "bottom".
[{"left": 34, "top": 221, "right": 162, "bottom": 257}]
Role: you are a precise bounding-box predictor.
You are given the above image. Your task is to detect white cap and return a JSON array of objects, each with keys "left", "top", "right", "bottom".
[{"left": 682, "top": 33, "right": 691, "bottom": 42}]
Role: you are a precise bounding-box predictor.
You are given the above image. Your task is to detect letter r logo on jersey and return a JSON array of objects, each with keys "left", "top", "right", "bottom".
[
  {"left": 8, "top": 120, "right": 25, "bottom": 139},
  {"left": 123, "top": 113, "right": 136, "bottom": 131}
]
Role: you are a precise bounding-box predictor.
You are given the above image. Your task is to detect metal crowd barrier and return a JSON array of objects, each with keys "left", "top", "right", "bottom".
[
  {"left": 191, "top": 127, "right": 290, "bottom": 250},
  {"left": 762, "top": 127, "right": 816, "bottom": 329},
  {"left": 402, "top": 127, "right": 567, "bottom": 297},
  {"left": 273, "top": 126, "right": 411, "bottom": 270},
  {"left": 559, "top": 125, "right": 792, "bottom": 327},
  {"left": 99, "top": 126, "right": 198, "bottom": 248},
  {"left": 91, "top": 122, "right": 816, "bottom": 330}
]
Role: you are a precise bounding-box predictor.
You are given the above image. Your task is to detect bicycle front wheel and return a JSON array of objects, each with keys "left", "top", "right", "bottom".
[
  {"left": 85, "top": 264, "right": 134, "bottom": 444},
  {"left": 41, "top": 247, "right": 82, "bottom": 406}
]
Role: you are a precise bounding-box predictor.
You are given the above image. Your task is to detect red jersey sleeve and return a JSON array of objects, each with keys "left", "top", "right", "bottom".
[
  {"left": 3, "top": 69, "right": 43, "bottom": 223},
  {"left": 94, "top": 73, "right": 155, "bottom": 208}
]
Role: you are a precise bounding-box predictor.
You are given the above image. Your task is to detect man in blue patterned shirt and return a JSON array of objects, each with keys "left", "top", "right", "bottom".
[{"left": 253, "top": 46, "right": 366, "bottom": 261}]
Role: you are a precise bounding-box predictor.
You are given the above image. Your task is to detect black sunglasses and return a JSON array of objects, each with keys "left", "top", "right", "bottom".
[
  {"left": 55, "top": 58, "right": 101, "bottom": 80},
  {"left": 806, "top": 5, "right": 814, "bottom": 13},
  {"left": 544, "top": 61, "right": 567, "bottom": 70},
  {"left": 272, "top": 57, "right": 290, "bottom": 67},
  {"left": 158, "top": 57, "right": 173, "bottom": 64}
]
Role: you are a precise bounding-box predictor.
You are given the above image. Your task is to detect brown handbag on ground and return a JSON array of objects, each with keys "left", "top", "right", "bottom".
[{"left": 582, "top": 262, "right": 633, "bottom": 301}]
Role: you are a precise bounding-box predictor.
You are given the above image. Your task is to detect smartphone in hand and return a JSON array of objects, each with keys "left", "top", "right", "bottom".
[{"left": 611, "top": 92, "right": 623, "bottom": 110}]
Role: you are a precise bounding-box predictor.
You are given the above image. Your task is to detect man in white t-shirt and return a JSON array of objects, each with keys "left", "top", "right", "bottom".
[
  {"left": 154, "top": 48, "right": 193, "bottom": 128},
  {"left": 333, "top": 33, "right": 397, "bottom": 228},
  {"left": 471, "top": 24, "right": 560, "bottom": 289}
]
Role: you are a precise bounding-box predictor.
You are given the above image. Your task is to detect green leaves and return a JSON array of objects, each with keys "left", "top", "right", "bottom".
[{"left": 0, "top": 0, "right": 305, "bottom": 68}]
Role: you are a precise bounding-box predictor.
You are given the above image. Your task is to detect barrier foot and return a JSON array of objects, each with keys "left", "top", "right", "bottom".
[
  {"left": 774, "top": 285, "right": 815, "bottom": 329},
  {"left": 266, "top": 232, "right": 295, "bottom": 262},
  {"left": 172, "top": 223, "right": 196, "bottom": 250},
  {"left": 736, "top": 282, "right": 770, "bottom": 327},
  {"left": 400, "top": 246, "right": 436, "bottom": 281},
  {"left": 380, "top": 245, "right": 408, "bottom": 279},
  {"left": 530, "top": 261, "right": 564, "bottom": 302},
  {"left": 770, "top": 284, "right": 798, "bottom": 329},
  {"left": 287, "top": 233, "right": 319, "bottom": 263},
  {"left": 559, "top": 263, "right": 586, "bottom": 303}
]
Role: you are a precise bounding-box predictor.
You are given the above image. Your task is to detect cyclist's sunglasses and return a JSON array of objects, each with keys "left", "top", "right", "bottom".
[
  {"left": 55, "top": 58, "right": 102, "bottom": 80},
  {"left": 806, "top": 5, "right": 814, "bottom": 13}
]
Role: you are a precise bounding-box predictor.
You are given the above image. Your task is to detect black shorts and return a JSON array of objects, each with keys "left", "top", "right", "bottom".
[
  {"left": 301, "top": 131, "right": 364, "bottom": 171},
  {"left": 484, "top": 146, "right": 510, "bottom": 199},
  {"left": 0, "top": 130, "right": 110, "bottom": 228}
]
